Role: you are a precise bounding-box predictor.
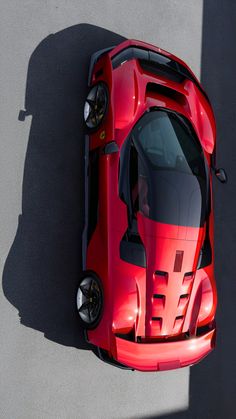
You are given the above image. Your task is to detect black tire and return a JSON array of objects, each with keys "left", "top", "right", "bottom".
[
  {"left": 84, "top": 82, "right": 108, "bottom": 130},
  {"left": 76, "top": 271, "right": 103, "bottom": 330}
]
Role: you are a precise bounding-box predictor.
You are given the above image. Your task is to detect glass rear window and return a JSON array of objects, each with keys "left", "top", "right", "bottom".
[{"left": 129, "top": 110, "right": 209, "bottom": 227}]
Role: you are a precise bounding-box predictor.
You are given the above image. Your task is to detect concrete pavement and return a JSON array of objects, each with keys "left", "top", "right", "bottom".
[{"left": 0, "top": 2, "right": 204, "bottom": 418}]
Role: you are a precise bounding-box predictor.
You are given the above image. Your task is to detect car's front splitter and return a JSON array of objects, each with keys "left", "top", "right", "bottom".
[{"left": 113, "top": 328, "right": 216, "bottom": 372}]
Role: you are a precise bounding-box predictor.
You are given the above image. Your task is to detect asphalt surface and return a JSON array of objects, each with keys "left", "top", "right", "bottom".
[{"left": 1, "top": 1, "right": 235, "bottom": 418}]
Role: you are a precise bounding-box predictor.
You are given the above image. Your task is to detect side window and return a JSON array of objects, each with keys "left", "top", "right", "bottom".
[
  {"left": 119, "top": 140, "right": 146, "bottom": 268},
  {"left": 119, "top": 137, "right": 131, "bottom": 207},
  {"left": 130, "top": 144, "right": 139, "bottom": 214},
  {"left": 119, "top": 139, "right": 144, "bottom": 220},
  {"left": 130, "top": 144, "right": 150, "bottom": 218}
]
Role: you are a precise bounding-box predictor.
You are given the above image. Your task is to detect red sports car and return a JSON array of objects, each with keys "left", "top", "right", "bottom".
[{"left": 76, "top": 39, "right": 227, "bottom": 371}]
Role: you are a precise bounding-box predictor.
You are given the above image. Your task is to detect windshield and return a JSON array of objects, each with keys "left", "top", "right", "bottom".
[{"left": 129, "top": 110, "right": 209, "bottom": 227}]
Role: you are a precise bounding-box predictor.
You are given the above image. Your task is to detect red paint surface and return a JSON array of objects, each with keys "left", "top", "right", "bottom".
[{"left": 86, "top": 39, "right": 217, "bottom": 371}]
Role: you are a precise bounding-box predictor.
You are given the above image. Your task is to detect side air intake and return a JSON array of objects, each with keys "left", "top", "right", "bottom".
[{"left": 146, "top": 83, "right": 188, "bottom": 108}]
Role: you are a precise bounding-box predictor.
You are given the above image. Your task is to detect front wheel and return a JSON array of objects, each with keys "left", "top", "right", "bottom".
[{"left": 76, "top": 272, "right": 103, "bottom": 329}]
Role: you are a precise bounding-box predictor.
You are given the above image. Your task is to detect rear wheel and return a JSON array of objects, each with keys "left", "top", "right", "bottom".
[
  {"left": 84, "top": 82, "right": 108, "bottom": 129},
  {"left": 76, "top": 272, "right": 103, "bottom": 329}
]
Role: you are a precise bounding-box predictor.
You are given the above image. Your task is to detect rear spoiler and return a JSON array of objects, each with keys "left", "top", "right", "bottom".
[{"left": 111, "top": 46, "right": 209, "bottom": 102}]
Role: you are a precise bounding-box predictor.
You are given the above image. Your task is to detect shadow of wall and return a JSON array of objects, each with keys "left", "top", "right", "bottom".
[
  {"left": 189, "top": 1, "right": 236, "bottom": 417},
  {"left": 2, "top": 23, "right": 125, "bottom": 349}
]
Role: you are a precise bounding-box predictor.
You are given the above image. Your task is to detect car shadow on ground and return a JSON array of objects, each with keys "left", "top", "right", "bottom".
[
  {"left": 2, "top": 23, "right": 125, "bottom": 350},
  {"left": 143, "top": 1, "right": 236, "bottom": 418}
]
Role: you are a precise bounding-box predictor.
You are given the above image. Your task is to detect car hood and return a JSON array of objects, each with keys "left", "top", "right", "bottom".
[{"left": 137, "top": 212, "right": 205, "bottom": 337}]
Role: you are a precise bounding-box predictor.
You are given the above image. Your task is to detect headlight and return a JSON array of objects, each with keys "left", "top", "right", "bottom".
[{"left": 198, "top": 276, "right": 214, "bottom": 325}]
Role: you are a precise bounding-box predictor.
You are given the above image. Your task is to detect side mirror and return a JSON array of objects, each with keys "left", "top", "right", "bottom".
[
  {"left": 103, "top": 141, "right": 119, "bottom": 155},
  {"left": 215, "top": 168, "right": 227, "bottom": 183}
]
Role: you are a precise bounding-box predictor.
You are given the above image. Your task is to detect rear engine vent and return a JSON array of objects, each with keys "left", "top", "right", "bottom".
[
  {"left": 153, "top": 271, "right": 168, "bottom": 294},
  {"left": 178, "top": 294, "right": 189, "bottom": 315},
  {"left": 111, "top": 46, "right": 210, "bottom": 103},
  {"left": 182, "top": 272, "right": 194, "bottom": 294},
  {"left": 153, "top": 294, "right": 165, "bottom": 309},
  {"left": 173, "top": 315, "right": 184, "bottom": 334},
  {"left": 140, "top": 59, "right": 185, "bottom": 83},
  {"left": 154, "top": 270, "right": 168, "bottom": 277},
  {"left": 146, "top": 83, "right": 187, "bottom": 106},
  {"left": 153, "top": 294, "right": 165, "bottom": 299},
  {"left": 185, "top": 272, "right": 193, "bottom": 277},
  {"left": 180, "top": 294, "right": 189, "bottom": 299}
]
